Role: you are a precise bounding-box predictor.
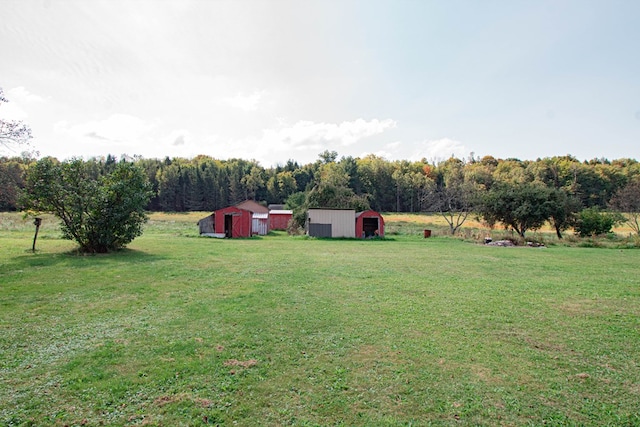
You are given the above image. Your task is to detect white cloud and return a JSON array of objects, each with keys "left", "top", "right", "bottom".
[
  {"left": 55, "top": 114, "right": 158, "bottom": 143},
  {"left": 224, "top": 90, "right": 266, "bottom": 112},
  {"left": 160, "top": 129, "right": 201, "bottom": 157},
  {"left": 1, "top": 87, "right": 45, "bottom": 120},
  {"left": 44, "top": 113, "right": 397, "bottom": 165},
  {"left": 385, "top": 141, "right": 402, "bottom": 150},
  {"left": 173, "top": 134, "right": 186, "bottom": 146},
  {"left": 205, "top": 118, "right": 396, "bottom": 165},
  {"left": 411, "top": 138, "right": 468, "bottom": 162},
  {"left": 0, "top": 101, "right": 27, "bottom": 121},
  {"left": 262, "top": 118, "right": 396, "bottom": 149},
  {"left": 367, "top": 150, "right": 393, "bottom": 160},
  {"left": 51, "top": 115, "right": 199, "bottom": 159},
  {"left": 361, "top": 141, "right": 402, "bottom": 160},
  {"left": 7, "top": 87, "right": 46, "bottom": 104}
]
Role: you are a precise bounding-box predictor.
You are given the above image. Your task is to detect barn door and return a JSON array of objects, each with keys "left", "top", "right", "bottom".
[
  {"left": 225, "top": 214, "right": 233, "bottom": 238},
  {"left": 233, "top": 214, "right": 247, "bottom": 237},
  {"left": 363, "top": 217, "right": 379, "bottom": 237}
]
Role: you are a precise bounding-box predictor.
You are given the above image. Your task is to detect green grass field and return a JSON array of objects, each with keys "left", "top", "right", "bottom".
[{"left": 1, "top": 213, "right": 639, "bottom": 426}]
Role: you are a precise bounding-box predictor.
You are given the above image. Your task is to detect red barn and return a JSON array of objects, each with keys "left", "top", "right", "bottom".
[
  {"left": 214, "top": 206, "right": 253, "bottom": 238},
  {"left": 355, "top": 210, "right": 385, "bottom": 238},
  {"left": 269, "top": 209, "right": 293, "bottom": 230}
]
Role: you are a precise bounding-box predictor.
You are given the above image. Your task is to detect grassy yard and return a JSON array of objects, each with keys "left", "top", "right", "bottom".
[{"left": 1, "top": 213, "right": 639, "bottom": 426}]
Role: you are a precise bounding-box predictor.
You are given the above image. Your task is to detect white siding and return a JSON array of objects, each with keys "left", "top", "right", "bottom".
[
  {"left": 252, "top": 213, "right": 269, "bottom": 235},
  {"left": 307, "top": 209, "right": 355, "bottom": 238}
]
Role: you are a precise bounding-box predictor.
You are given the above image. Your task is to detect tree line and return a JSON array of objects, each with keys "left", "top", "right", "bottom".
[{"left": 2, "top": 151, "right": 640, "bottom": 236}]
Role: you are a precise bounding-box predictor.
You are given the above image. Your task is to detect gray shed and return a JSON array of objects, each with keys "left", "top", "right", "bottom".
[
  {"left": 197, "top": 213, "right": 215, "bottom": 234},
  {"left": 306, "top": 208, "right": 356, "bottom": 238}
]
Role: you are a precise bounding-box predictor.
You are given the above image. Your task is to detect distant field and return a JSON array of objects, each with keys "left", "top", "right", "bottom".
[
  {"left": 381, "top": 212, "right": 637, "bottom": 239},
  {"left": 1, "top": 212, "right": 639, "bottom": 426}
]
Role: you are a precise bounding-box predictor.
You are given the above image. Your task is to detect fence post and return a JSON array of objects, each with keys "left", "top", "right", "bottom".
[{"left": 32, "top": 217, "right": 42, "bottom": 252}]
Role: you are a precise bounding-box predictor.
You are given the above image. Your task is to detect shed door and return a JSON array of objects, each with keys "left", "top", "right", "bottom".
[
  {"left": 224, "top": 214, "right": 233, "bottom": 238},
  {"left": 363, "top": 217, "right": 379, "bottom": 237},
  {"left": 309, "top": 223, "right": 332, "bottom": 237}
]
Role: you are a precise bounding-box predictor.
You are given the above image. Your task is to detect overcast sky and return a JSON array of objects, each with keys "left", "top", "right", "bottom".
[{"left": 1, "top": 0, "right": 639, "bottom": 166}]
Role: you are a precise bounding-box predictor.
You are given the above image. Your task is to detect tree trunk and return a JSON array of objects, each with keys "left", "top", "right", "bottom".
[{"left": 555, "top": 225, "right": 563, "bottom": 239}]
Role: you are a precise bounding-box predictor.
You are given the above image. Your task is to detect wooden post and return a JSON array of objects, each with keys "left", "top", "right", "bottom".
[{"left": 32, "top": 217, "right": 42, "bottom": 252}]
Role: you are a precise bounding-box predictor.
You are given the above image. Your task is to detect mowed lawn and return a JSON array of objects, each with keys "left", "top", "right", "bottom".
[{"left": 1, "top": 213, "right": 639, "bottom": 426}]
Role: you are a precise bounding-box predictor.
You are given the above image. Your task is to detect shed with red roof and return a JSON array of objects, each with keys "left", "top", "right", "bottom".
[{"left": 355, "top": 210, "right": 385, "bottom": 238}]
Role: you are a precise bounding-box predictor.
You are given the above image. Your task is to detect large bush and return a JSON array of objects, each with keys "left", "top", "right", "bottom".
[
  {"left": 574, "top": 207, "right": 622, "bottom": 237},
  {"left": 20, "top": 158, "right": 152, "bottom": 253}
]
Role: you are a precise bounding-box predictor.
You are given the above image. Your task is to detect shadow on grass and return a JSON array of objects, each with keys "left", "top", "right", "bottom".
[{"left": 2, "top": 247, "right": 167, "bottom": 273}]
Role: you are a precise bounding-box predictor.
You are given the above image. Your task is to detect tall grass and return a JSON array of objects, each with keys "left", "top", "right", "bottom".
[{"left": 1, "top": 213, "right": 639, "bottom": 426}]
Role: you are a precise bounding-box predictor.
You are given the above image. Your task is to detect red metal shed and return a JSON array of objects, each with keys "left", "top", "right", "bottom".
[
  {"left": 269, "top": 209, "right": 293, "bottom": 230},
  {"left": 214, "top": 206, "right": 253, "bottom": 238},
  {"left": 355, "top": 210, "right": 385, "bottom": 238}
]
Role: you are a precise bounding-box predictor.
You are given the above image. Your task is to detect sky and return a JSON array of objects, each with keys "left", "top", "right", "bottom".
[{"left": 1, "top": 0, "right": 639, "bottom": 166}]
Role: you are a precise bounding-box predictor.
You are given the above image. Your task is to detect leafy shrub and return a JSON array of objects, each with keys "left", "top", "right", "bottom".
[
  {"left": 286, "top": 218, "right": 303, "bottom": 235},
  {"left": 574, "top": 207, "right": 623, "bottom": 237}
]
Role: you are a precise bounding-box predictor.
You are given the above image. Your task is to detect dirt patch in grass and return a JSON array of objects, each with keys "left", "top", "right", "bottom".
[
  {"left": 523, "top": 335, "right": 568, "bottom": 353},
  {"left": 555, "top": 298, "right": 640, "bottom": 319},
  {"left": 154, "top": 394, "right": 182, "bottom": 406},
  {"left": 195, "top": 398, "right": 213, "bottom": 407},
  {"left": 469, "top": 363, "right": 506, "bottom": 386},
  {"left": 224, "top": 359, "right": 258, "bottom": 368},
  {"left": 436, "top": 357, "right": 507, "bottom": 387},
  {"left": 154, "top": 393, "right": 212, "bottom": 408},
  {"left": 557, "top": 299, "right": 606, "bottom": 317},
  {"left": 351, "top": 344, "right": 403, "bottom": 362}
]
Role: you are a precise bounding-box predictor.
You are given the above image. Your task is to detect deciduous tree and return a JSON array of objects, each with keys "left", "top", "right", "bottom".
[
  {"left": 609, "top": 178, "right": 640, "bottom": 235},
  {"left": 20, "top": 158, "right": 152, "bottom": 253},
  {"left": 479, "top": 182, "right": 554, "bottom": 238},
  {"left": 428, "top": 159, "right": 475, "bottom": 235},
  {"left": 0, "top": 157, "right": 27, "bottom": 210},
  {"left": 547, "top": 188, "right": 581, "bottom": 239},
  {"left": 306, "top": 162, "right": 369, "bottom": 211}
]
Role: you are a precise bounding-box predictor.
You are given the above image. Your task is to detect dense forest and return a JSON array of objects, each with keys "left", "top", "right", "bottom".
[{"left": 2, "top": 151, "right": 640, "bottom": 233}]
